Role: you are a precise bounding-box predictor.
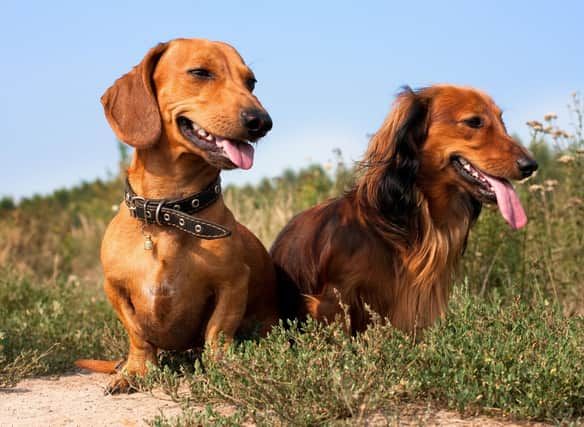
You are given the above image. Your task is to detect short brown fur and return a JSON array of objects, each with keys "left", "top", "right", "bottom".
[
  {"left": 76, "top": 39, "right": 278, "bottom": 393},
  {"left": 272, "top": 85, "right": 536, "bottom": 333}
]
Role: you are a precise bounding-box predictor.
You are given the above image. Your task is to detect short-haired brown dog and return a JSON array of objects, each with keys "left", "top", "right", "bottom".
[{"left": 76, "top": 38, "right": 278, "bottom": 393}]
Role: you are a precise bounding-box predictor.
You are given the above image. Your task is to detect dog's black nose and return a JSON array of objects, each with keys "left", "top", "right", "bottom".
[
  {"left": 517, "top": 156, "right": 538, "bottom": 178},
  {"left": 240, "top": 109, "right": 272, "bottom": 137}
]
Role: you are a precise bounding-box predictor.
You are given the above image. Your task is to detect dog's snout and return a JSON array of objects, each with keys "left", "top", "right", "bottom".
[
  {"left": 240, "top": 109, "right": 272, "bottom": 136},
  {"left": 517, "top": 156, "right": 538, "bottom": 178}
]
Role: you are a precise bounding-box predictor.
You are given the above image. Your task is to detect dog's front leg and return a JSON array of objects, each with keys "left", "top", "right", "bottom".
[
  {"left": 106, "top": 333, "right": 157, "bottom": 394},
  {"left": 104, "top": 279, "right": 158, "bottom": 394},
  {"left": 204, "top": 265, "right": 250, "bottom": 351}
]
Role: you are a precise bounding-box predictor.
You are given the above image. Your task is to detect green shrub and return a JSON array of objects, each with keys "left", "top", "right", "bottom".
[
  {"left": 0, "top": 268, "right": 125, "bottom": 377},
  {"left": 147, "top": 289, "right": 584, "bottom": 425}
]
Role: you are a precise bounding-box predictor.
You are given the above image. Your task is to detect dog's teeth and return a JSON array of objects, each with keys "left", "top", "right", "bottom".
[
  {"left": 205, "top": 134, "right": 214, "bottom": 142},
  {"left": 197, "top": 129, "right": 207, "bottom": 137},
  {"left": 191, "top": 123, "right": 199, "bottom": 130},
  {"left": 464, "top": 164, "right": 471, "bottom": 171}
]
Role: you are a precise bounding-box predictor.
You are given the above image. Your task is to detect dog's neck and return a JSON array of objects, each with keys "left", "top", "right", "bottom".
[
  {"left": 421, "top": 186, "right": 476, "bottom": 231},
  {"left": 417, "top": 178, "right": 478, "bottom": 249},
  {"left": 127, "top": 143, "right": 220, "bottom": 201},
  {"left": 394, "top": 187, "right": 478, "bottom": 330},
  {"left": 405, "top": 182, "right": 480, "bottom": 288}
]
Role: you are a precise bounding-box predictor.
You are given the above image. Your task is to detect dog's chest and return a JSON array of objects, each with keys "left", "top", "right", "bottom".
[
  {"left": 133, "top": 254, "right": 215, "bottom": 348},
  {"left": 133, "top": 240, "right": 212, "bottom": 302},
  {"left": 103, "top": 214, "right": 242, "bottom": 345},
  {"left": 107, "top": 236, "right": 213, "bottom": 332}
]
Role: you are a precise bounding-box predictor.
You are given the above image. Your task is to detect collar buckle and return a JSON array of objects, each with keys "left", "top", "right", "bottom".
[{"left": 127, "top": 195, "right": 145, "bottom": 219}]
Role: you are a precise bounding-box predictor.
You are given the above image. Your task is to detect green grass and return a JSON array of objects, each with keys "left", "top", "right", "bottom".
[
  {"left": 0, "top": 331, "right": 46, "bottom": 388},
  {"left": 3, "top": 266, "right": 581, "bottom": 423},
  {"left": 0, "top": 267, "right": 126, "bottom": 382},
  {"left": 140, "top": 288, "right": 583, "bottom": 425}
]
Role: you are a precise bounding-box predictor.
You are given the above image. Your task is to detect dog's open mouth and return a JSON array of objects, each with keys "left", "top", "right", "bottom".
[
  {"left": 452, "top": 156, "right": 527, "bottom": 229},
  {"left": 177, "top": 116, "right": 255, "bottom": 170}
]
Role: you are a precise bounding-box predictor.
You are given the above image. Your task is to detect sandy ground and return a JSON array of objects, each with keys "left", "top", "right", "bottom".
[
  {"left": 0, "top": 372, "right": 551, "bottom": 427},
  {"left": 0, "top": 372, "right": 181, "bottom": 427}
]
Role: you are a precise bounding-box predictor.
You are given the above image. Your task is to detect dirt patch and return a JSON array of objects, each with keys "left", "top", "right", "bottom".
[
  {"left": 0, "top": 372, "right": 181, "bottom": 427},
  {"left": 0, "top": 373, "right": 551, "bottom": 427},
  {"left": 368, "top": 407, "right": 550, "bottom": 426}
]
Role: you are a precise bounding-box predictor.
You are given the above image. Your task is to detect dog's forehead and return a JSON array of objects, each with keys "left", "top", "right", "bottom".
[
  {"left": 432, "top": 86, "right": 501, "bottom": 117},
  {"left": 162, "top": 39, "right": 248, "bottom": 70},
  {"left": 471, "top": 89, "right": 501, "bottom": 115}
]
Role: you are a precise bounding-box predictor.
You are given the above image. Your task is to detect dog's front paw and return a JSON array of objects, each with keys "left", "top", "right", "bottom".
[{"left": 104, "top": 374, "right": 137, "bottom": 395}]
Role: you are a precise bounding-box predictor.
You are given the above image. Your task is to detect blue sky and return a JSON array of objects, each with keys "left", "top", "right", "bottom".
[{"left": 1, "top": 1, "right": 583, "bottom": 199}]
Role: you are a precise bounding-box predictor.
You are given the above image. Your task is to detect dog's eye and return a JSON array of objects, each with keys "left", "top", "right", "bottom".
[
  {"left": 246, "top": 78, "right": 257, "bottom": 92},
  {"left": 188, "top": 68, "right": 213, "bottom": 79},
  {"left": 463, "top": 116, "right": 484, "bottom": 129}
]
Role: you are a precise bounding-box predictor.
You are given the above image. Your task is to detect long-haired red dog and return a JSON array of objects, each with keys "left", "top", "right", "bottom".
[{"left": 271, "top": 85, "right": 537, "bottom": 333}]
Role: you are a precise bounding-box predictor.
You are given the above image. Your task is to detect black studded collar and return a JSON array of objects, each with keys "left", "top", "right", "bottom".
[{"left": 124, "top": 176, "right": 231, "bottom": 240}]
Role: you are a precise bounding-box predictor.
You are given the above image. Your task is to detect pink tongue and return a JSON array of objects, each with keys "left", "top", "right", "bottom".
[
  {"left": 483, "top": 175, "right": 527, "bottom": 229},
  {"left": 218, "top": 138, "right": 254, "bottom": 170}
]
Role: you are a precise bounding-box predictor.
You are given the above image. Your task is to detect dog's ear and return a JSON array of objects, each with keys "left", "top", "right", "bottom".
[
  {"left": 381, "top": 86, "right": 429, "bottom": 207},
  {"left": 101, "top": 42, "right": 168, "bottom": 148},
  {"left": 359, "top": 87, "right": 429, "bottom": 233}
]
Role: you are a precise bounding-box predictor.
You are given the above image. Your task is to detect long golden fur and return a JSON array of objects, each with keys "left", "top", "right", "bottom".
[{"left": 271, "top": 85, "right": 538, "bottom": 333}]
